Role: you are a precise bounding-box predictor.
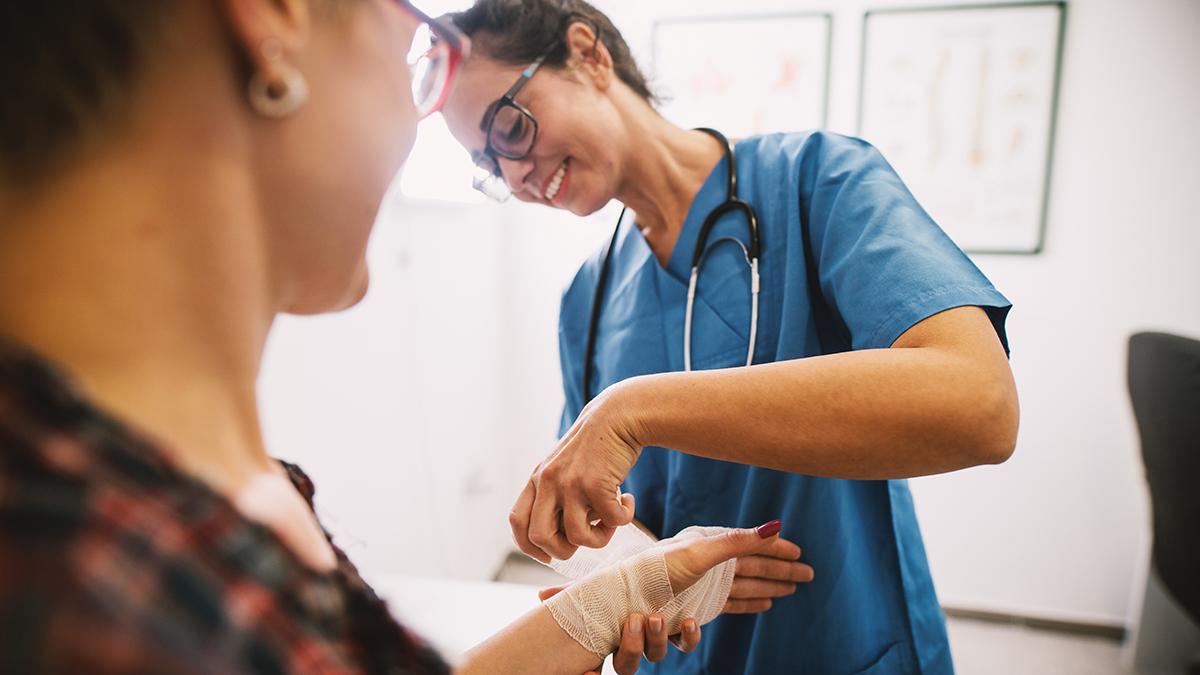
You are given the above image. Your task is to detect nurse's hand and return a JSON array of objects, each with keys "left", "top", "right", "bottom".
[
  {"left": 724, "top": 535, "right": 815, "bottom": 614},
  {"left": 511, "top": 386, "right": 645, "bottom": 562},
  {"left": 607, "top": 613, "right": 701, "bottom": 674},
  {"left": 568, "top": 615, "right": 699, "bottom": 674}
]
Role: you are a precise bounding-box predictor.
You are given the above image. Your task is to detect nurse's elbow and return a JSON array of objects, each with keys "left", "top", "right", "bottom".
[{"left": 969, "top": 378, "right": 1020, "bottom": 466}]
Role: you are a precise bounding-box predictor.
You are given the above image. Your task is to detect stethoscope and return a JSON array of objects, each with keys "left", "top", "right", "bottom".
[{"left": 582, "top": 128, "right": 761, "bottom": 403}]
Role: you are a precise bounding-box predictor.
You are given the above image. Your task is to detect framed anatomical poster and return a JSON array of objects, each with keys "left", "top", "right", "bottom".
[
  {"left": 859, "top": 2, "right": 1066, "bottom": 254},
  {"left": 653, "top": 13, "right": 832, "bottom": 138}
]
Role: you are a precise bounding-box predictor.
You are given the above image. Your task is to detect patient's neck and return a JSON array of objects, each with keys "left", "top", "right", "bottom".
[{"left": 0, "top": 135, "right": 276, "bottom": 496}]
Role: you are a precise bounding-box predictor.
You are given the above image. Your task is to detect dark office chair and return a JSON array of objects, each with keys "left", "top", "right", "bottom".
[{"left": 1128, "top": 331, "right": 1200, "bottom": 625}]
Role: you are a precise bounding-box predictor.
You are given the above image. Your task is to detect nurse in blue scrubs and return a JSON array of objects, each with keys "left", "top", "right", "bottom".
[{"left": 442, "top": 1, "right": 1019, "bottom": 673}]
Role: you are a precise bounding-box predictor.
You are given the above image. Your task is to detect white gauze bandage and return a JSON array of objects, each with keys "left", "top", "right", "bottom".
[{"left": 542, "top": 524, "right": 737, "bottom": 657}]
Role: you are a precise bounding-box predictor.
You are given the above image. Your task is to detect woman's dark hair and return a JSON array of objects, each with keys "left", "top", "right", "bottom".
[
  {"left": 449, "top": 0, "right": 657, "bottom": 104},
  {"left": 0, "top": 1, "right": 174, "bottom": 184},
  {"left": 0, "top": 0, "right": 352, "bottom": 185}
]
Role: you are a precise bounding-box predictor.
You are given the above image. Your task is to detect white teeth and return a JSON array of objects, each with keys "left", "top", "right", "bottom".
[{"left": 544, "top": 160, "right": 568, "bottom": 201}]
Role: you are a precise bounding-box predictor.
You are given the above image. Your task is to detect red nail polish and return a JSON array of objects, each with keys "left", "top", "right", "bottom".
[{"left": 756, "top": 519, "right": 782, "bottom": 538}]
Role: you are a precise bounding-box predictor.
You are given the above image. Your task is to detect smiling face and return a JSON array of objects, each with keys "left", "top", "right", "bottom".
[{"left": 441, "top": 27, "right": 631, "bottom": 216}]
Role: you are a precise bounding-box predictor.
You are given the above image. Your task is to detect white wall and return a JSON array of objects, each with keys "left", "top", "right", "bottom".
[
  {"left": 258, "top": 192, "right": 514, "bottom": 581},
  {"left": 496, "top": 201, "right": 618, "bottom": 493},
  {"left": 257, "top": 0, "right": 1200, "bottom": 629}
]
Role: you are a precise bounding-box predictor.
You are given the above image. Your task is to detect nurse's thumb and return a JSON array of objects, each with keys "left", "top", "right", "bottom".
[
  {"left": 594, "top": 491, "right": 636, "bottom": 528},
  {"left": 693, "top": 520, "right": 783, "bottom": 570}
]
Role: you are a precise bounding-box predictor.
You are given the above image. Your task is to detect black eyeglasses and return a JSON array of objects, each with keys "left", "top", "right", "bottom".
[{"left": 471, "top": 53, "right": 549, "bottom": 202}]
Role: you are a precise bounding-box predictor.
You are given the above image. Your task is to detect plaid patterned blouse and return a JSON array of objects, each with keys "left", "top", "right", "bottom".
[{"left": 0, "top": 340, "right": 450, "bottom": 674}]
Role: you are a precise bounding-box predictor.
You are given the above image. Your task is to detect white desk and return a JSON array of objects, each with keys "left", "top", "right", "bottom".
[{"left": 373, "top": 575, "right": 617, "bottom": 674}]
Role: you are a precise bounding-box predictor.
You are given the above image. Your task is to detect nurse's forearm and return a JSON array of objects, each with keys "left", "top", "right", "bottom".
[
  {"left": 617, "top": 308, "right": 1018, "bottom": 480},
  {"left": 457, "top": 605, "right": 603, "bottom": 675}
]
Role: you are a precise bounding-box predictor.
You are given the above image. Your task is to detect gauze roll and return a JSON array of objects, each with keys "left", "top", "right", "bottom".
[
  {"left": 547, "top": 520, "right": 659, "bottom": 579},
  {"left": 543, "top": 525, "right": 737, "bottom": 657}
]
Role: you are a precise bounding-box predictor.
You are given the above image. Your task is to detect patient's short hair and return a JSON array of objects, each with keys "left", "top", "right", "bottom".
[
  {"left": 0, "top": 0, "right": 355, "bottom": 186},
  {"left": 0, "top": 1, "right": 175, "bottom": 184}
]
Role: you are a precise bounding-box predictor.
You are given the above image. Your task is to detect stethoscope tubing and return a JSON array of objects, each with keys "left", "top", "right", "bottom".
[
  {"left": 584, "top": 128, "right": 762, "bottom": 401},
  {"left": 683, "top": 236, "right": 760, "bottom": 371}
]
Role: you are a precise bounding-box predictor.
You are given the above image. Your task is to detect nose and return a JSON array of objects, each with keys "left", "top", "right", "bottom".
[{"left": 497, "top": 156, "right": 538, "bottom": 197}]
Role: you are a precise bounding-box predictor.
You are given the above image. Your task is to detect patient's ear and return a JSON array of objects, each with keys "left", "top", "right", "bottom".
[{"left": 217, "top": 0, "right": 312, "bottom": 85}]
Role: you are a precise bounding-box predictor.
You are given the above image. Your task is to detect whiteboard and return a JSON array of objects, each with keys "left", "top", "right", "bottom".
[
  {"left": 652, "top": 13, "right": 831, "bottom": 138},
  {"left": 859, "top": 3, "right": 1065, "bottom": 254}
]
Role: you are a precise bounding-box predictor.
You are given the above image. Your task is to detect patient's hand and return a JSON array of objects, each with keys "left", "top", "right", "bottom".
[
  {"left": 603, "top": 535, "right": 815, "bottom": 674},
  {"left": 625, "top": 517, "right": 813, "bottom": 615},
  {"left": 549, "top": 522, "right": 806, "bottom": 673},
  {"left": 601, "top": 536, "right": 812, "bottom": 674}
]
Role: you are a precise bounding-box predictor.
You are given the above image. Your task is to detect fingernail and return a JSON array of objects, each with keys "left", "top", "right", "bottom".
[
  {"left": 686, "top": 620, "right": 698, "bottom": 633},
  {"left": 630, "top": 614, "right": 643, "bottom": 635},
  {"left": 649, "top": 616, "right": 663, "bottom": 633},
  {"left": 756, "top": 519, "right": 782, "bottom": 538}
]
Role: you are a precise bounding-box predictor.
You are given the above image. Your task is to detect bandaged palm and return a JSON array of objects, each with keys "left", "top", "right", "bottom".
[{"left": 542, "top": 523, "right": 780, "bottom": 657}]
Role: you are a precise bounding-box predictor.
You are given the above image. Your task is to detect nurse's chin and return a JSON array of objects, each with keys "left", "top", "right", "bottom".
[{"left": 563, "top": 189, "right": 612, "bottom": 219}]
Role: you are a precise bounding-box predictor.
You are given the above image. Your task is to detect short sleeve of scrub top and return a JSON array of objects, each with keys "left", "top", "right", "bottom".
[{"left": 796, "top": 133, "right": 1011, "bottom": 353}]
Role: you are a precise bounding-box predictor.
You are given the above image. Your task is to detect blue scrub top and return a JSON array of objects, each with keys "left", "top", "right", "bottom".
[{"left": 557, "top": 131, "right": 1011, "bottom": 675}]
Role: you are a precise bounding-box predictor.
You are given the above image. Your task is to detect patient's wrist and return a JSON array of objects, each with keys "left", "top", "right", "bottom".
[
  {"left": 545, "top": 550, "right": 675, "bottom": 656},
  {"left": 541, "top": 524, "right": 737, "bottom": 657}
]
